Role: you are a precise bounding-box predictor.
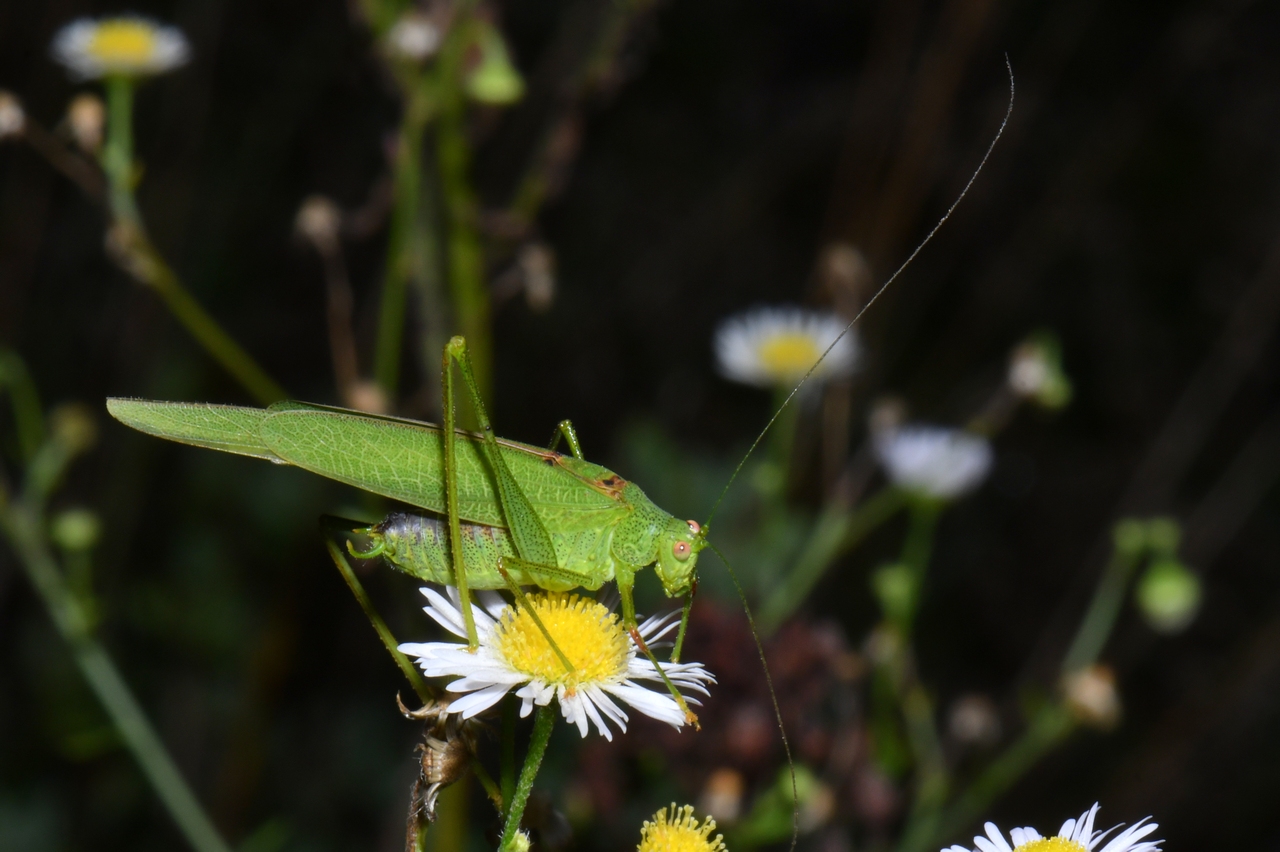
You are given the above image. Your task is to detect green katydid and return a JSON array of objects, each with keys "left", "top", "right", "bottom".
[{"left": 107, "top": 337, "right": 708, "bottom": 723}]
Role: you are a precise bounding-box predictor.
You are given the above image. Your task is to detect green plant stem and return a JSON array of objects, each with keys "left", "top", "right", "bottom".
[
  {"left": 1060, "top": 547, "right": 1144, "bottom": 674},
  {"left": 0, "top": 349, "right": 46, "bottom": 461},
  {"left": 375, "top": 94, "right": 430, "bottom": 398},
  {"left": 103, "top": 76, "right": 140, "bottom": 224},
  {"left": 0, "top": 499, "right": 233, "bottom": 852},
  {"left": 501, "top": 697, "right": 517, "bottom": 814},
  {"left": 435, "top": 13, "right": 492, "bottom": 404},
  {"left": 498, "top": 705, "right": 555, "bottom": 851},
  {"left": 883, "top": 500, "right": 946, "bottom": 836},
  {"left": 900, "top": 704, "right": 1075, "bottom": 852},
  {"left": 100, "top": 78, "right": 285, "bottom": 405},
  {"left": 759, "top": 487, "right": 907, "bottom": 633},
  {"left": 322, "top": 535, "right": 434, "bottom": 704}
]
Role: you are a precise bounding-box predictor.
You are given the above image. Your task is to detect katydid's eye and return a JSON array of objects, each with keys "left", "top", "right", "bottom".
[
  {"left": 673, "top": 540, "right": 691, "bottom": 561},
  {"left": 686, "top": 520, "right": 701, "bottom": 535}
]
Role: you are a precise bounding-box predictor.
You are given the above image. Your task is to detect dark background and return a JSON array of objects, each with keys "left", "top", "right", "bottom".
[{"left": 3, "top": 0, "right": 1280, "bottom": 850}]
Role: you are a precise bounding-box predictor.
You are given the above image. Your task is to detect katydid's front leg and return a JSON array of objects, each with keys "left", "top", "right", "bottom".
[{"left": 617, "top": 569, "right": 702, "bottom": 730}]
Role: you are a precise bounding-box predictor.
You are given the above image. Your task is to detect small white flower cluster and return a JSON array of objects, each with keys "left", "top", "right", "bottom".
[
  {"left": 875, "top": 424, "right": 992, "bottom": 500},
  {"left": 715, "top": 306, "right": 860, "bottom": 389}
]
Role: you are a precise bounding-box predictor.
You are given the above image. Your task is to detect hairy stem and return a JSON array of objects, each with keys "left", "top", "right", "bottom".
[{"left": 498, "top": 705, "right": 555, "bottom": 851}]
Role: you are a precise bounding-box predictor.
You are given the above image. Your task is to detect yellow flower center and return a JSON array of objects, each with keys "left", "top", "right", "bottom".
[
  {"left": 637, "top": 804, "right": 726, "bottom": 852},
  {"left": 1015, "top": 838, "right": 1087, "bottom": 852},
  {"left": 493, "top": 593, "right": 630, "bottom": 688},
  {"left": 87, "top": 21, "right": 161, "bottom": 65},
  {"left": 757, "top": 333, "right": 824, "bottom": 379}
]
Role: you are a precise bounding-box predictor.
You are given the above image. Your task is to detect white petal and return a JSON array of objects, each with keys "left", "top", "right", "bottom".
[{"left": 448, "top": 683, "right": 511, "bottom": 718}]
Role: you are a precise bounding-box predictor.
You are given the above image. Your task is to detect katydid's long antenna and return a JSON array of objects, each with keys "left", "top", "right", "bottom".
[
  {"left": 707, "top": 541, "right": 800, "bottom": 852},
  {"left": 705, "top": 57, "right": 1016, "bottom": 528}
]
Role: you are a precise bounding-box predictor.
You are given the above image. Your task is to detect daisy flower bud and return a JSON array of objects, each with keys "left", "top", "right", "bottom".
[
  {"left": 1061, "top": 664, "right": 1121, "bottom": 729},
  {"left": 52, "top": 16, "right": 190, "bottom": 80},
  {"left": 0, "top": 91, "right": 26, "bottom": 140},
  {"left": 1136, "top": 559, "right": 1201, "bottom": 633},
  {"left": 465, "top": 22, "right": 525, "bottom": 105},
  {"left": 1008, "top": 333, "right": 1072, "bottom": 409},
  {"left": 67, "top": 93, "right": 106, "bottom": 153}
]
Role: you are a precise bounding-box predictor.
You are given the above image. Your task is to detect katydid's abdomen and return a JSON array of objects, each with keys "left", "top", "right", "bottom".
[{"left": 369, "top": 512, "right": 616, "bottom": 592}]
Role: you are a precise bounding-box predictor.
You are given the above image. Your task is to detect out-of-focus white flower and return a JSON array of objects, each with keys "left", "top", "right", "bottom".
[
  {"left": 398, "top": 587, "right": 714, "bottom": 740},
  {"left": 942, "top": 803, "right": 1161, "bottom": 852},
  {"left": 1062, "top": 664, "right": 1121, "bottom": 729},
  {"left": 386, "top": 12, "right": 442, "bottom": 62},
  {"left": 715, "top": 307, "right": 860, "bottom": 388},
  {"left": 874, "top": 424, "right": 992, "bottom": 500},
  {"left": 67, "top": 93, "right": 105, "bottom": 152},
  {"left": 0, "top": 91, "right": 26, "bottom": 139},
  {"left": 52, "top": 16, "right": 190, "bottom": 80}
]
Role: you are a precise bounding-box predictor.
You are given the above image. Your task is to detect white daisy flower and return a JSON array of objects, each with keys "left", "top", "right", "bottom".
[
  {"left": 715, "top": 307, "right": 860, "bottom": 388},
  {"left": 398, "top": 587, "right": 714, "bottom": 740},
  {"left": 875, "top": 424, "right": 993, "bottom": 500},
  {"left": 943, "top": 803, "right": 1161, "bottom": 852},
  {"left": 52, "top": 16, "right": 190, "bottom": 80}
]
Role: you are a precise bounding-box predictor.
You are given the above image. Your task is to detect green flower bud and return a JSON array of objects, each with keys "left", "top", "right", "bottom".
[
  {"left": 1112, "top": 518, "right": 1147, "bottom": 557},
  {"left": 50, "top": 508, "right": 102, "bottom": 552},
  {"left": 1136, "top": 558, "right": 1201, "bottom": 633},
  {"left": 465, "top": 23, "right": 524, "bottom": 105},
  {"left": 872, "top": 563, "right": 916, "bottom": 625}
]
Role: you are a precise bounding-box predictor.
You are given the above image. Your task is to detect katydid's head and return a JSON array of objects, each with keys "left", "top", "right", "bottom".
[{"left": 654, "top": 518, "right": 705, "bottom": 597}]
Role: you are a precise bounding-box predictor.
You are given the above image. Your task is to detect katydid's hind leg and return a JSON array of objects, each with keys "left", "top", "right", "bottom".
[
  {"left": 441, "top": 342, "right": 480, "bottom": 648},
  {"left": 618, "top": 575, "right": 701, "bottom": 729},
  {"left": 547, "top": 419, "right": 585, "bottom": 460}
]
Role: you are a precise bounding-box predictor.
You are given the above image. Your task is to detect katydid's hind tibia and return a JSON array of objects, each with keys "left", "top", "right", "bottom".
[{"left": 698, "top": 60, "right": 1016, "bottom": 852}]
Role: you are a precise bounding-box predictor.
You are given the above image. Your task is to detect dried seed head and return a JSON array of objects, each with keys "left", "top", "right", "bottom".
[
  {"left": 1062, "top": 665, "right": 1121, "bottom": 729},
  {"left": 67, "top": 93, "right": 105, "bottom": 152},
  {"left": 294, "top": 194, "right": 342, "bottom": 251},
  {"left": 0, "top": 91, "right": 26, "bottom": 140}
]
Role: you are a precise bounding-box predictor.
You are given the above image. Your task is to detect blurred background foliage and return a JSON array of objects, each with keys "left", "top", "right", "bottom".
[{"left": 3, "top": 0, "right": 1280, "bottom": 851}]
